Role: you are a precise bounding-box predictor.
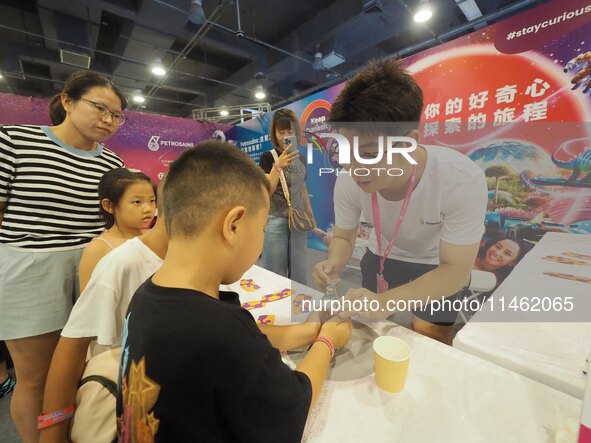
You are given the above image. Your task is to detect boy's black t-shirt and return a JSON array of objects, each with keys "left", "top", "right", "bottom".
[{"left": 116, "top": 279, "right": 312, "bottom": 443}]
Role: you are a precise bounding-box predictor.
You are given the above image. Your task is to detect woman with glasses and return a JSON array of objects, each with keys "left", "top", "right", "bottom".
[{"left": 0, "top": 70, "right": 126, "bottom": 443}]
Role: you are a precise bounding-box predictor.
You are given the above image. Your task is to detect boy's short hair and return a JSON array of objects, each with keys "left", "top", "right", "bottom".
[
  {"left": 163, "top": 141, "right": 270, "bottom": 238},
  {"left": 155, "top": 173, "right": 167, "bottom": 214},
  {"left": 329, "top": 59, "right": 423, "bottom": 125}
]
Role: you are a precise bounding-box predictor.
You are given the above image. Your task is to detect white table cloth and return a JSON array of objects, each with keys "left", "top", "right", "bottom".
[
  {"left": 454, "top": 233, "right": 591, "bottom": 399},
  {"left": 234, "top": 265, "right": 583, "bottom": 442}
]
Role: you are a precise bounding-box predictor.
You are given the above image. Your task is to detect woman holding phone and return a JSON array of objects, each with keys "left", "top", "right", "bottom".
[{"left": 258, "top": 109, "right": 316, "bottom": 284}]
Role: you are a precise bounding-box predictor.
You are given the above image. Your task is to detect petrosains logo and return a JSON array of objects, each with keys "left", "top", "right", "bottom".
[
  {"left": 148, "top": 136, "right": 160, "bottom": 151},
  {"left": 148, "top": 135, "right": 195, "bottom": 151}
]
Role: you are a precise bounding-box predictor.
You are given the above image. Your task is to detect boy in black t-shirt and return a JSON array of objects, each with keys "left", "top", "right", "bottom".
[{"left": 116, "top": 141, "right": 352, "bottom": 443}]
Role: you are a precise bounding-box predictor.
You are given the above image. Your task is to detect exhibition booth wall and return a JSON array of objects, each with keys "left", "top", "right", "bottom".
[
  {"left": 0, "top": 0, "right": 590, "bottom": 255},
  {"left": 234, "top": 0, "right": 591, "bottom": 252}
]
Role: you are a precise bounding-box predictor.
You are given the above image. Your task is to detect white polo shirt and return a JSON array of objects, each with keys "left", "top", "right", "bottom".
[{"left": 334, "top": 145, "right": 487, "bottom": 265}]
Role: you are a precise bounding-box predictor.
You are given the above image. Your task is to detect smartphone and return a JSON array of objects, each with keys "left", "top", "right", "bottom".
[{"left": 284, "top": 135, "right": 298, "bottom": 147}]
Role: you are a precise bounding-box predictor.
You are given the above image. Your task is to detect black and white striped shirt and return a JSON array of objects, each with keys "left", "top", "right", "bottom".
[{"left": 0, "top": 125, "right": 124, "bottom": 251}]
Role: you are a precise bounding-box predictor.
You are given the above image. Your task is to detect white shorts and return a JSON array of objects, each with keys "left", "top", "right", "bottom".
[{"left": 0, "top": 242, "right": 84, "bottom": 340}]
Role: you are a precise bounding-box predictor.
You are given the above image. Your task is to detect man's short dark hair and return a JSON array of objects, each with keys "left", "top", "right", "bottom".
[
  {"left": 329, "top": 60, "right": 423, "bottom": 124},
  {"left": 163, "top": 141, "right": 270, "bottom": 238}
]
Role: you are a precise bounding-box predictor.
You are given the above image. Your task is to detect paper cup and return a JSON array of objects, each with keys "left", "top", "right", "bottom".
[{"left": 373, "top": 336, "right": 411, "bottom": 393}]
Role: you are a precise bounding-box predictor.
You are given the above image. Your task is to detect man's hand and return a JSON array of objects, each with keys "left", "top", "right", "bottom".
[
  {"left": 312, "top": 259, "right": 341, "bottom": 291},
  {"left": 336, "top": 288, "right": 394, "bottom": 320}
]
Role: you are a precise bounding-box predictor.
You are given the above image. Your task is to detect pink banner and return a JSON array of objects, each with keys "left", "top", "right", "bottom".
[{"left": 0, "top": 92, "right": 231, "bottom": 182}]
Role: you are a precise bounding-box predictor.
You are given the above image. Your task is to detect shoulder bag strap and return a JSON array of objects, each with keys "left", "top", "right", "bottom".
[{"left": 270, "top": 149, "right": 292, "bottom": 207}]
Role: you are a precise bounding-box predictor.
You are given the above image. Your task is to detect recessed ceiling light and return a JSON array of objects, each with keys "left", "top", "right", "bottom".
[
  {"left": 254, "top": 85, "right": 266, "bottom": 100},
  {"left": 414, "top": 0, "right": 433, "bottom": 23},
  {"left": 151, "top": 65, "right": 166, "bottom": 76},
  {"left": 132, "top": 92, "right": 146, "bottom": 104}
]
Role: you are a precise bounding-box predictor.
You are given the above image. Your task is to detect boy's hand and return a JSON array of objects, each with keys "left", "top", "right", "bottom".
[
  {"left": 303, "top": 311, "right": 322, "bottom": 337},
  {"left": 312, "top": 259, "right": 341, "bottom": 291},
  {"left": 319, "top": 319, "right": 352, "bottom": 350}
]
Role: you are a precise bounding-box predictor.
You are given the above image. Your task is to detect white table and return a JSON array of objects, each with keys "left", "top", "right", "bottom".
[
  {"left": 234, "top": 265, "right": 583, "bottom": 443},
  {"left": 454, "top": 233, "right": 591, "bottom": 399}
]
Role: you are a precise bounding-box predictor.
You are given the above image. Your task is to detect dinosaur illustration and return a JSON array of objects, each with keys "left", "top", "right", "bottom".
[{"left": 552, "top": 148, "right": 591, "bottom": 183}]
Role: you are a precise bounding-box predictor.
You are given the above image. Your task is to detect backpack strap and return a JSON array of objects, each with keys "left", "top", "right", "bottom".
[{"left": 79, "top": 375, "right": 117, "bottom": 397}]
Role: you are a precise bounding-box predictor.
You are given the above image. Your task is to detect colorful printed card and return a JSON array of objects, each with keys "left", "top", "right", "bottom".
[
  {"left": 292, "top": 294, "right": 313, "bottom": 314},
  {"left": 241, "top": 300, "right": 266, "bottom": 310},
  {"left": 543, "top": 272, "right": 591, "bottom": 284},
  {"left": 256, "top": 315, "right": 275, "bottom": 325},
  {"left": 260, "top": 289, "right": 294, "bottom": 303},
  {"left": 240, "top": 279, "right": 261, "bottom": 292},
  {"left": 542, "top": 256, "right": 591, "bottom": 266}
]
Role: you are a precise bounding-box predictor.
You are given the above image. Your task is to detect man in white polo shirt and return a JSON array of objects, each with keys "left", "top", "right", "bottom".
[{"left": 313, "top": 60, "right": 487, "bottom": 344}]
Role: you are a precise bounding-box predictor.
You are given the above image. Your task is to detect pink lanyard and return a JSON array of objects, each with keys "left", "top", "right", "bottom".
[{"left": 371, "top": 164, "right": 417, "bottom": 277}]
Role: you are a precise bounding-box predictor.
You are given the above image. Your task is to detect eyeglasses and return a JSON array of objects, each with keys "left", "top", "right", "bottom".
[{"left": 80, "top": 98, "right": 127, "bottom": 125}]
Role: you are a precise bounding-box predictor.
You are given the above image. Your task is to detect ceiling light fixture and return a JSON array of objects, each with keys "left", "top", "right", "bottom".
[
  {"left": 414, "top": 0, "right": 433, "bottom": 23},
  {"left": 188, "top": 0, "right": 206, "bottom": 25},
  {"left": 151, "top": 58, "right": 166, "bottom": 76},
  {"left": 254, "top": 85, "right": 266, "bottom": 100},
  {"left": 220, "top": 109, "right": 229, "bottom": 116},
  {"left": 132, "top": 90, "right": 146, "bottom": 104}
]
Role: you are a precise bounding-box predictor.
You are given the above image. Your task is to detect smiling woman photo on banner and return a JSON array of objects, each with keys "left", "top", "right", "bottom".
[{"left": 474, "top": 236, "right": 533, "bottom": 287}]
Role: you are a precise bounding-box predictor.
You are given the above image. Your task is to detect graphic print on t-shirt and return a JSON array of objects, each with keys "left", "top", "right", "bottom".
[
  {"left": 118, "top": 357, "right": 161, "bottom": 443},
  {"left": 118, "top": 312, "right": 162, "bottom": 443}
]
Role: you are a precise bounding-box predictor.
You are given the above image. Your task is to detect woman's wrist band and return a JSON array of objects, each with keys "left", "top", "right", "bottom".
[
  {"left": 273, "top": 163, "right": 282, "bottom": 171},
  {"left": 314, "top": 336, "right": 335, "bottom": 358},
  {"left": 37, "top": 404, "right": 75, "bottom": 430}
]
